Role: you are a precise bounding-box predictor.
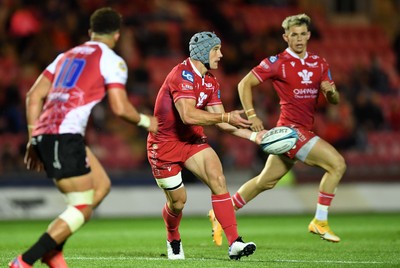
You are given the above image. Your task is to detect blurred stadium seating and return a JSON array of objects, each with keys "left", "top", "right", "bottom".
[{"left": 1, "top": 0, "right": 399, "bottom": 184}]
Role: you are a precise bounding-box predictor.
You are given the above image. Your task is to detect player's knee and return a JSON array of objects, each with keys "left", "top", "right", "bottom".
[
  {"left": 255, "top": 176, "right": 278, "bottom": 191},
  {"left": 169, "top": 199, "right": 186, "bottom": 212},
  {"left": 331, "top": 155, "right": 347, "bottom": 177},
  {"left": 258, "top": 181, "right": 277, "bottom": 191},
  {"left": 59, "top": 190, "right": 94, "bottom": 232},
  {"left": 93, "top": 183, "right": 111, "bottom": 208}
]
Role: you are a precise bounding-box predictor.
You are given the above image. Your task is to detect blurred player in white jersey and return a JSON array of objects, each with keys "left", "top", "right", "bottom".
[
  {"left": 210, "top": 13, "right": 346, "bottom": 245},
  {"left": 9, "top": 7, "right": 158, "bottom": 268}
]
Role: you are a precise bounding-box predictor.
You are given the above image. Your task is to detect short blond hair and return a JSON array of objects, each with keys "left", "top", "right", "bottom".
[{"left": 282, "top": 13, "right": 311, "bottom": 32}]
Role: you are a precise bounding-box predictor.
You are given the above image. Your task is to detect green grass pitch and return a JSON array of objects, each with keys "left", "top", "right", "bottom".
[{"left": 1, "top": 213, "right": 399, "bottom": 267}]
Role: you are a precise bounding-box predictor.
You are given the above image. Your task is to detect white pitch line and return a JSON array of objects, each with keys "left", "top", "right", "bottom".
[{"left": 69, "top": 256, "right": 389, "bottom": 264}]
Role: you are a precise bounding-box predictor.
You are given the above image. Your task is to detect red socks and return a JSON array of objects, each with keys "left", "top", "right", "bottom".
[
  {"left": 232, "top": 192, "right": 246, "bottom": 209},
  {"left": 318, "top": 191, "right": 335, "bottom": 206},
  {"left": 162, "top": 204, "right": 182, "bottom": 242},
  {"left": 212, "top": 193, "right": 238, "bottom": 245}
]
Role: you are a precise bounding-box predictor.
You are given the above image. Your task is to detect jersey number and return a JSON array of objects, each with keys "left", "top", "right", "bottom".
[{"left": 55, "top": 58, "right": 85, "bottom": 89}]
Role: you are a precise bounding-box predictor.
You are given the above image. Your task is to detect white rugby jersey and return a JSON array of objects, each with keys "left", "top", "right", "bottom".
[{"left": 33, "top": 41, "right": 127, "bottom": 136}]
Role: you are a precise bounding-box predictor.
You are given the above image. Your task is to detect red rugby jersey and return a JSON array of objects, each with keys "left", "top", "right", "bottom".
[
  {"left": 252, "top": 48, "right": 334, "bottom": 130},
  {"left": 148, "top": 58, "right": 222, "bottom": 143}
]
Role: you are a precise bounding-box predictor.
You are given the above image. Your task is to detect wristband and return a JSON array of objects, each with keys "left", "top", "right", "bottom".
[
  {"left": 227, "top": 113, "right": 231, "bottom": 124},
  {"left": 137, "top": 114, "right": 151, "bottom": 128},
  {"left": 27, "top": 125, "right": 35, "bottom": 129},
  {"left": 249, "top": 132, "right": 257, "bottom": 142},
  {"left": 248, "top": 114, "right": 257, "bottom": 119},
  {"left": 245, "top": 108, "right": 254, "bottom": 115}
]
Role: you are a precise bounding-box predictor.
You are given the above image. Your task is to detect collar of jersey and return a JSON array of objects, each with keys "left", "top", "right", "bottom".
[
  {"left": 85, "top": 41, "right": 108, "bottom": 49},
  {"left": 188, "top": 58, "right": 203, "bottom": 78},
  {"left": 286, "top": 47, "right": 308, "bottom": 60}
]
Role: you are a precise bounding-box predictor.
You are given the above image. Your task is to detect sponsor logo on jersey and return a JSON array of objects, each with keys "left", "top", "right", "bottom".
[
  {"left": 298, "top": 69, "right": 313, "bottom": 84},
  {"left": 182, "top": 70, "right": 194, "bottom": 82},
  {"left": 197, "top": 92, "right": 208, "bottom": 107},
  {"left": 204, "top": 82, "right": 214, "bottom": 90},
  {"left": 282, "top": 64, "right": 286, "bottom": 78},
  {"left": 268, "top": 56, "right": 278, "bottom": 63},
  {"left": 71, "top": 46, "right": 96, "bottom": 55},
  {"left": 118, "top": 61, "right": 127, "bottom": 71},
  {"left": 293, "top": 88, "right": 319, "bottom": 99},
  {"left": 179, "top": 82, "right": 193, "bottom": 90},
  {"left": 290, "top": 61, "right": 295, "bottom": 67},
  {"left": 305, "top": 62, "right": 318, "bottom": 68},
  {"left": 48, "top": 92, "right": 70, "bottom": 102},
  {"left": 260, "top": 61, "right": 270, "bottom": 70}
]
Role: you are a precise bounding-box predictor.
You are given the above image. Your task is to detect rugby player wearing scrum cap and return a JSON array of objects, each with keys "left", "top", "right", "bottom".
[{"left": 146, "top": 31, "right": 265, "bottom": 260}]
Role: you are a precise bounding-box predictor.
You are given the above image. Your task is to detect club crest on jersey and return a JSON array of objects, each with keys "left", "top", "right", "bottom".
[
  {"left": 182, "top": 70, "right": 194, "bottom": 82},
  {"left": 298, "top": 69, "right": 313, "bottom": 84},
  {"left": 197, "top": 92, "right": 208, "bottom": 107},
  {"left": 268, "top": 56, "right": 278, "bottom": 63}
]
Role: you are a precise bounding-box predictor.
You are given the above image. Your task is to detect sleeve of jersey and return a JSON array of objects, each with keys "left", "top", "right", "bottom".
[
  {"left": 171, "top": 69, "right": 196, "bottom": 102},
  {"left": 321, "top": 58, "right": 334, "bottom": 83},
  {"left": 102, "top": 53, "right": 127, "bottom": 90},
  {"left": 251, "top": 58, "right": 276, "bottom": 82},
  {"left": 206, "top": 81, "right": 222, "bottom": 106},
  {"left": 43, "top": 53, "right": 65, "bottom": 81}
]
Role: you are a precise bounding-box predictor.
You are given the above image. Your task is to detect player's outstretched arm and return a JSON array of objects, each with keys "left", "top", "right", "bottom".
[
  {"left": 238, "top": 71, "right": 265, "bottom": 132},
  {"left": 107, "top": 88, "right": 158, "bottom": 133},
  {"left": 175, "top": 98, "right": 252, "bottom": 128},
  {"left": 24, "top": 74, "right": 51, "bottom": 172}
]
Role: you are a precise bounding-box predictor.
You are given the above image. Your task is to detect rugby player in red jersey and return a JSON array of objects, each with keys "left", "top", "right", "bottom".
[
  {"left": 9, "top": 7, "right": 158, "bottom": 268},
  {"left": 210, "top": 13, "right": 346, "bottom": 244},
  {"left": 147, "top": 31, "right": 265, "bottom": 260}
]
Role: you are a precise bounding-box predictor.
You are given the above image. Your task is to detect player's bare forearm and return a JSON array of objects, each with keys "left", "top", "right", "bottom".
[
  {"left": 238, "top": 72, "right": 259, "bottom": 113},
  {"left": 26, "top": 75, "right": 51, "bottom": 138}
]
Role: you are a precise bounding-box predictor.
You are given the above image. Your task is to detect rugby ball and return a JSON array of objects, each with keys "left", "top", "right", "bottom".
[{"left": 260, "top": 126, "right": 298, "bottom": 155}]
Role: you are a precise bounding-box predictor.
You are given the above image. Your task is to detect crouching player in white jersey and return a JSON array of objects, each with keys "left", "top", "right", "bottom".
[
  {"left": 209, "top": 13, "right": 346, "bottom": 246},
  {"left": 9, "top": 7, "right": 158, "bottom": 268}
]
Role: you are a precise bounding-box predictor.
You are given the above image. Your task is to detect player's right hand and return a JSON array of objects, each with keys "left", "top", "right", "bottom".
[{"left": 229, "top": 110, "right": 252, "bottom": 129}]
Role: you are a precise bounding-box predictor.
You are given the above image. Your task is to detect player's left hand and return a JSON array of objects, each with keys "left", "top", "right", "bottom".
[
  {"left": 24, "top": 142, "right": 44, "bottom": 172},
  {"left": 254, "top": 130, "right": 268, "bottom": 145},
  {"left": 249, "top": 116, "right": 264, "bottom": 132},
  {"left": 320, "top": 80, "right": 335, "bottom": 95}
]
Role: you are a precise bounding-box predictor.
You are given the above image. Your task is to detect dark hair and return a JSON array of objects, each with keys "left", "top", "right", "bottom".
[{"left": 90, "top": 7, "right": 122, "bottom": 34}]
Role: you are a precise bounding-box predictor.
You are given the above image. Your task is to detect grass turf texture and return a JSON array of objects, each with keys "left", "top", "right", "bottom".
[{"left": 1, "top": 213, "right": 399, "bottom": 267}]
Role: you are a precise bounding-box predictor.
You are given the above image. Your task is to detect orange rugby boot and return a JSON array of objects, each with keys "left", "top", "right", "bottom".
[
  {"left": 308, "top": 218, "right": 340, "bottom": 242},
  {"left": 208, "top": 209, "right": 223, "bottom": 246}
]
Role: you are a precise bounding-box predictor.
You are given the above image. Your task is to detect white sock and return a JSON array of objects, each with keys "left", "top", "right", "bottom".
[{"left": 315, "top": 204, "right": 329, "bottom": 221}]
